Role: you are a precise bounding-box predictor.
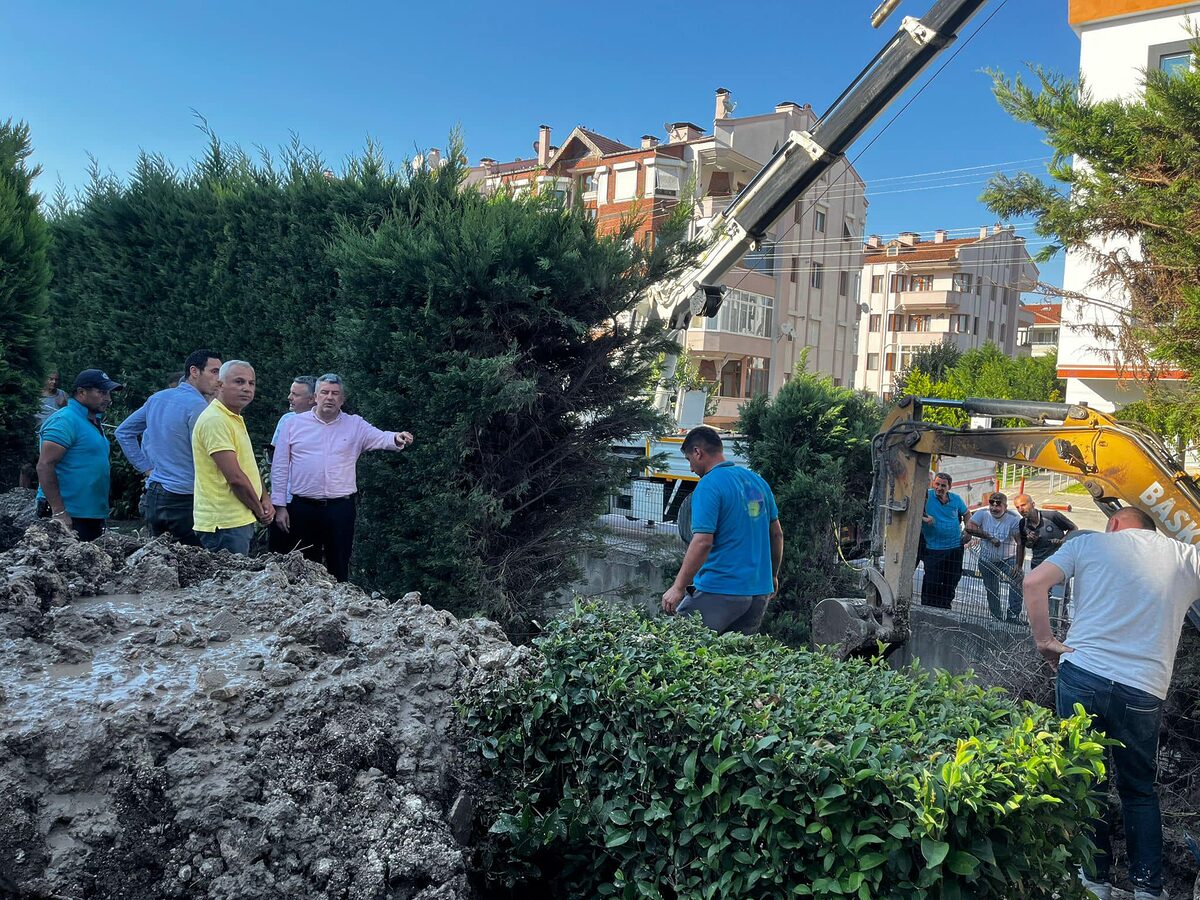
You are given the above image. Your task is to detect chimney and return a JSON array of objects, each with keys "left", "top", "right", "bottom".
[
  {"left": 775, "top": 101, "right": 802, "bottom": 114},
  {"left": 992, "top": 222, "right": 1003, "bottom": 235},
  {"left": 641, "top": 134, "right": 659, "bottom": 149},
  {"left": 479, "top": 157, "right": 495, "bottom": 170},
  {"left": 866, "top": 234, "right": 882, "bottom": 250},
  {"left": 537, "top": 125, "right": 551, "bottom": 166},
  {"left": 715, "top": 88, "right": 733, "bottom": 120},
  {"left": 428, "top": 148, "right": 441, "bottom": 169},
  {"left": 934, "top": 228, "right": 947, "bottom": 244},
  {"left": 979, "top": 226, "right": 989, "bottom": 239},
  {"left": 666, "top": 122, "right": 705, "bottom": 143},
  {"left": 898, "top": 231, "right": 919, "bottom": 247}
]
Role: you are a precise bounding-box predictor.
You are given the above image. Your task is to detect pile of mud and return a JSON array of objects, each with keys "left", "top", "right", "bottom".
[{"left": 0, "top": 521, "right": 530, "bottom": 899}]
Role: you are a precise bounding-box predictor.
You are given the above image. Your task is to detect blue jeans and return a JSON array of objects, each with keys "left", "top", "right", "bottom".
[
  {"left": 198, "top": 524, "right": 254, "bottom": 556},
  {"left": 1056, "top": 660, "right": 1164, "bottom": 893},
  {"left": 979, "top": 555, "right": 1022, "bottom": 620}
]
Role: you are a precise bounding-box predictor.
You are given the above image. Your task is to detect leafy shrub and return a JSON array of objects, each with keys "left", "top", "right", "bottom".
[{"left": 466, "top": 604, "right": 1106, "bottom": 899}]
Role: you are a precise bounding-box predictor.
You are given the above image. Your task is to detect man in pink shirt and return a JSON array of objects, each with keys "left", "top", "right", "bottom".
[{"left": 271, "top": 373, "right": 413, "bottom": 581}]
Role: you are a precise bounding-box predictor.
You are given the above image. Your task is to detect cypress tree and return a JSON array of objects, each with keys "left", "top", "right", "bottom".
[{"left": 0, "top": 120, "right": 51, "bottom": 487}]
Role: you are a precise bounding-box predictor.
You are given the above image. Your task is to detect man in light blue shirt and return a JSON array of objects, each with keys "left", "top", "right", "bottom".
[
  {"left": 36, "top": 369, "right": 123, "bottom": 541},
  {"left": 116, "top": 349, "right": 221, "bottom": 544},
  {"left": 919, "top": 471, "right": 968, "bottom": 609},
  {"left": 662, "top": 426, "right": 783, "bottom": 635}
]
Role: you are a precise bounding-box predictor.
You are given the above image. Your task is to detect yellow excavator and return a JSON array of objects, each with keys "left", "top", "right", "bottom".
[{"left": 812, "top": 396, "right": 1200, "bottom": 653}]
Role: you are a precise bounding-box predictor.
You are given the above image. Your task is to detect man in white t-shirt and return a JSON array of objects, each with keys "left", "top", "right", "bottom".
[
  {"left": 966, "top": 491, "right": 1024, "bottom": 622},
  {"left": 1023, "top": 507, "right": 1200, "bottom": 900}
]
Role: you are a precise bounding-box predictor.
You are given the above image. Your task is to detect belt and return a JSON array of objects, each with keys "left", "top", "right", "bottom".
[{"left": 291, "top": 494, "right": 354, "bottom": 506}]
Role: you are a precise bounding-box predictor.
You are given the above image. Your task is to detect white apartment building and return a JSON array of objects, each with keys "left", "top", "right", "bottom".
[
  {"left": 855, "top": 226, "right": 1038, "bottom": 398},
  {"left": 1061, "top": 0, "right": 1197, "bottom": 409},
  {"left": 466, "top": 89, "right": 868, "bottom": 426}
]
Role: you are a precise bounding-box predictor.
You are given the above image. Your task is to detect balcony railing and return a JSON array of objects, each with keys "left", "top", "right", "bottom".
[{"left": 895, "top": 289, "right": 970, "bottom": 313}]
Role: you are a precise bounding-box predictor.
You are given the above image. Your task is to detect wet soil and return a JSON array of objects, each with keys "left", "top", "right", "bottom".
[{"left": 0, "top": 520, "right": 531, "bottom": 899}]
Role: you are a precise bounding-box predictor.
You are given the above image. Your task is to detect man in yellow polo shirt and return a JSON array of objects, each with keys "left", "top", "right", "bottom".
[{"left": 191, "top": 359, "right": 273, "bottom": 555}]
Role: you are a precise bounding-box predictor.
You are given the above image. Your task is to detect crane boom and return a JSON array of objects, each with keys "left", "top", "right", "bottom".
[{"left": 648, "top": 0, "right": 990, "bottom": 410}]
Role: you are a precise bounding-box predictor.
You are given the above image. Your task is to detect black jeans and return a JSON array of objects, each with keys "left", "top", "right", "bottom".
[
  {"left": 288, "top": 495, "right": 356, "bottom": 582},
  {"left": 920, "top": 545, "right": 964, "bottom": 609},
  {"left": 143, "top": 482, "right": 200, "bottom": 545},
  {"left": 1056, "top": 660, "right": 1164, "bottom": 893}
]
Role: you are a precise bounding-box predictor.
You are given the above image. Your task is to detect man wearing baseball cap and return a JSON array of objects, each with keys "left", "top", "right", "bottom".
[{"left": 35, "top": 368, "right": 122, "bottom": 541}]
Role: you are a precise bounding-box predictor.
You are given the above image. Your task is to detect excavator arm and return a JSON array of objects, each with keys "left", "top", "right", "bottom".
[
  {"left": 813, "top": 396, "right": 1200, "bottom": 654},
  {"left": 643, "top": 0, "right": 991, "bottom": 412}
]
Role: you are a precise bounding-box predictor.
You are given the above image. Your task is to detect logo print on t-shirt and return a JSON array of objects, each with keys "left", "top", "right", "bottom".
[{"left": 746, "top": 483, "right": 766, "bottom": 518}]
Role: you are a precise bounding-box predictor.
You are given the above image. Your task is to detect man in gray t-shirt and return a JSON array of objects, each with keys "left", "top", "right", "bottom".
[{"left": 1024, "top": 507, "right": 1200, "bottom": 899}]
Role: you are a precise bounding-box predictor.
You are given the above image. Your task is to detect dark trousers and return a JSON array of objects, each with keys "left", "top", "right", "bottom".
[
  {"left": 288, "top": 495, "right": 356, "bottom": 582},
  {"left": 920, "top": 545, "right": 964, "bottom": 609},
  {"left": 268, "top": 519, "right": 301, "bottom": 555},
  {"left": 1056, "top": 660, "right": 1164, "bottom": 893},
  {"left": 71, "top": 518, "right": 105, "bottom": 541},
  {"left": 143, "top": 482, "right": 200, "bottom": 545}
]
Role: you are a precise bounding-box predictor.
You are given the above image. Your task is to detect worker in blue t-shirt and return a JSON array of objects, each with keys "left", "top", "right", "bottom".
[
  {"left": 920, "top": 471, "right": 969, "bottom": 609},
  {"left": 662, "top": 425, "right": 783, "bottom": 635},
  {"left": 35, "top": 368, "right": 123, "bottom": 541}
]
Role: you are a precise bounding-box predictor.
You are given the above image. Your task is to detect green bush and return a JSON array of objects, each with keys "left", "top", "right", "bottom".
[{"left": 465, "top": 604, "right": 1107, "bottom": 899}]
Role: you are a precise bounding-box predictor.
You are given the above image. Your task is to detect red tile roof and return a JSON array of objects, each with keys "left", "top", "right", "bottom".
[
  {"left": 1026, "top": 303, "right": 1062, "bottom": 325},
  {"left": 862, "top": 235, "right": 980, "bottom": 263},
  {"left": 580, "top": 128, "right": 632, "bottom": 155},
  {"left": 489, "top": 158, "right": 539, "bottom": 175}
]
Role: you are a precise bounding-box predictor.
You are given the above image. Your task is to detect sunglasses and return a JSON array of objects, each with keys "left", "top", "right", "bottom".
[{"left": 989, "top": 499, "right": 1005, "bottom": 506}]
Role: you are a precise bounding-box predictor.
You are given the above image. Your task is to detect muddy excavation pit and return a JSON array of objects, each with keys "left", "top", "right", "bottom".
[{"left": 0, "top": 521, "right": 530, "bottom": 899}]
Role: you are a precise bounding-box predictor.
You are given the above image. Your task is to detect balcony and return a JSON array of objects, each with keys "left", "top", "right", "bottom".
[
  {"left": 697, "top": 196, "right": 732, "bottom": 219},
  {"left": 895, "top": 289, "right": 970, "bottom": 313}
]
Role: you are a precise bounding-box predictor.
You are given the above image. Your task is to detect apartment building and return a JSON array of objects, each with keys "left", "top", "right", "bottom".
[
  {"left": 467, "top": 89, "right": 867, "bottom": 425},
  {"left": 1061, "top": 0, "right": 1197, "bottom": 409},
  {"left": 1018, "top": 303, "right": 1062, "bottom": 357},
  {"left": 854, "top": 226, "right": 1039, "bottom": 398}
]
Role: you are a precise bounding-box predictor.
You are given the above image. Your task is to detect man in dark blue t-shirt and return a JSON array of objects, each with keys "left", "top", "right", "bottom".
[
  {"left": 662, "top": 426, "right": 783, "bottom": 635},
  {"left": 920, "top": 471, "right": 969, "bottom": 608}
]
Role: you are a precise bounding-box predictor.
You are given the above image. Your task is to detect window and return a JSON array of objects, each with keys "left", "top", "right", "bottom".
[
  {"left": 868, "top": 314, "right": 881, "bottom": 333},
  {"left": 1160, "top": 51, "right": 1192, "bottom": 74},
  {"left": 871, "top": 274, "right": 884, "bottom": 293},
  {"left": 910, "top": 274, "right": 934, "bottom": 291},
  {"left": 614, "top": 166, "right": 637, "bottom": 200},
  {"left": 743, "top": 242, "right": 776, "bottom": 275},
  {"left": 866, "top": 353, "right": 880, "bottom": 371},
  {"left": 815, "top": 209, "right": 827, "bottom": 233},
  {"left": 1151, "top": 40, "right": 1194, "bottom": 75},
  {"left": 999, "top": 322, "right": 1007, "bottom": 344},
  {"left": 843, "top": 221, "right": 853, "bottom": 242},
  {"left": 655, "top": 167, "right": 681, "bottom": 197},
  {"left": 973, "top": 316, "right": 979, "bottom": 335},
  {"left": 838, "top": 270, "right": 849, "bottom": 296},
  {"left": 718, "top": 360, "right": 742, "bottom": 397},
  {"left": 952, "top": 273, "right": 973, "bottom": 293},
  {"left": 889, "top": 272, "right": 934, "bottom": 292},
  {"left": 748, "top": 358, "right": 770, "bottom": 397},
  {"left": 950, "top": 314, "right": 970, "bottom": 333},
  {"left": 884, "top": 352, "right": 896, "bottom": 372},
  {"left": 810, "top": 262, "right": 824, "bottom": 289},
  {"left": 987, "top": 321, "right": 994, "bottom": 340},
  {"left": 887, "top": 313, "right": 902, "bottom": 332},
  {"left": 702, "top": 288, "right": 774, "bottom": 338}
]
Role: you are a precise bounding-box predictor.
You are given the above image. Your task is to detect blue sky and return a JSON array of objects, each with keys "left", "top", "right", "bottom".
[{"left": 3, "top": 0, "right": 1079, "bottom": 288}]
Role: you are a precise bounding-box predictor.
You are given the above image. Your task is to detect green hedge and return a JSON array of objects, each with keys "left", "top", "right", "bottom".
[{"left": 465, "top": 605, "right": 1107, "bottom": 899}]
